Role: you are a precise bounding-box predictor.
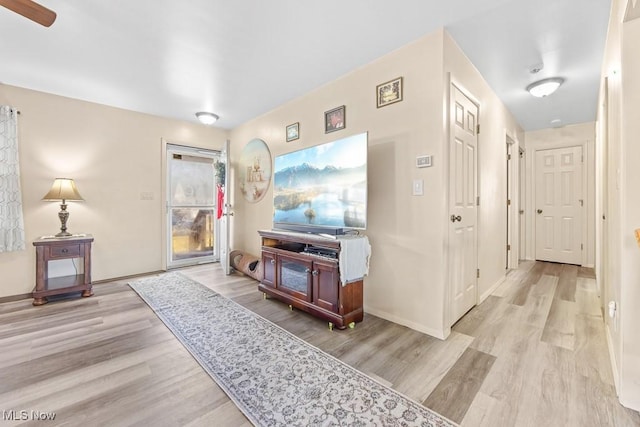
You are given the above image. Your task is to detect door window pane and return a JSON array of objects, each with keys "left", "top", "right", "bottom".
[
  {"left": 170, "top": 155, "right": 215, "bottom": 206},
  {"left": 171, "top": 208, "right": 214, "bottom": 261}
]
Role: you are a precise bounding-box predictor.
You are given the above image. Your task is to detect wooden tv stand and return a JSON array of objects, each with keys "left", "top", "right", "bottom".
[{"left": 258, "top": 230, "right": 364, "bottom": 330}]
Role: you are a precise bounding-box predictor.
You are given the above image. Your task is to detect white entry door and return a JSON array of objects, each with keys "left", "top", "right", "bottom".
[
  {"left": 166, "top": 144, "right": 220, "bottom": 269},
  {"left": 220, "top": 139, "right": 232, "bottom": 275},
  {"left": 534, "top": 146, "right": 583, "bottom": 264},
  {"left": 449, "top": 84, "right": 479, "bottom": 325}
]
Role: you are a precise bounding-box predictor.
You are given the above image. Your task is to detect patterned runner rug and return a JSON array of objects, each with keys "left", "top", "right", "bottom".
[{"left": 129, "top": 272, "right": 457, "bottom": 427}]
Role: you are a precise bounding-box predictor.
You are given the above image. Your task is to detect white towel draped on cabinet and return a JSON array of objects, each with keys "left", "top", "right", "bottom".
[{"left": 337, "top": 235, "right": 371, "bottom": 286}]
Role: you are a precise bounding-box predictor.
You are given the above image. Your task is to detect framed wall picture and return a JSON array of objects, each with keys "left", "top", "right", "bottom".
[
  {"left": 324, "top": 105, "right": 346, "bottom": 133},
  {"left": 376, "top": 77, "right": 403, "bottom": 108},
  {"left": 286, "top": 122, "right": 299, "bottom": 142}
]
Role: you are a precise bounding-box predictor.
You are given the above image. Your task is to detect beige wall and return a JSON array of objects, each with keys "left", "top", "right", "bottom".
[
  {"left": 230, "top": 31, "right": 449, "bottom": 338},
  {"left": 620, "top": 9, "right": 640, "bottom": 411},
  {"left": 229, "top": 29, "right": 523, "bottom": 338},
  {"left": 597, "top": 0, "right": 625, "bottom": 397},
  {"left": 524, "top": 123, "right": 596, "bottom": 268},
  {"left": 0, "top": 84, "right": 226, "bottom": 298},
  {"left": 596, "top": 0, "right": 640, "bottom": 411}
]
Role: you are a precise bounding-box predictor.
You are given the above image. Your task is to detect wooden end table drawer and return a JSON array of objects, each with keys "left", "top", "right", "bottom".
[{"left": 50, "top": 244, "right": 81, "bottom": 258}]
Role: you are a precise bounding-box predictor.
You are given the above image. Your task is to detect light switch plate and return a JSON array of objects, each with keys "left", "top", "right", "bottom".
[{"left": 413, "top": 179, "right": 424, "bottom": 196}]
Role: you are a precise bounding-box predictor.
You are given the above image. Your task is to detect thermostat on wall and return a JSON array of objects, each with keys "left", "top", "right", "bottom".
[{"left": 416, "top": 155, "right": 432, "bottom": 168}]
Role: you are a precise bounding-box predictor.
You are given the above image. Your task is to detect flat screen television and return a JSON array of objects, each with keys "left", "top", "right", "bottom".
[{"left": 273, "top": 132, "right": 367, "bottom": 235}]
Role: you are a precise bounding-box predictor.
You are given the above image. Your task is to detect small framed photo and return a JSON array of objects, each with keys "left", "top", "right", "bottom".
[
  {"left": 376, "top": 77, "right": 403, "bottom": 108},
  {"left": 324, "top": 105, "right": 346, "bottom": 133},
  {"left": 286, "top": 122, "right": 299, "bottom": 142}
]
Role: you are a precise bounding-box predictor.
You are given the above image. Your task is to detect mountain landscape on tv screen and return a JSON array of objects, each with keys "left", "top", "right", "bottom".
[{"left": 273, "top": 163, "right": 366, "bottom": 228}]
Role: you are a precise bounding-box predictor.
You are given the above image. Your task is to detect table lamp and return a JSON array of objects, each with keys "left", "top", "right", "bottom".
[{"left": 42, "top": 178, "right": 84, "bottom": 237}]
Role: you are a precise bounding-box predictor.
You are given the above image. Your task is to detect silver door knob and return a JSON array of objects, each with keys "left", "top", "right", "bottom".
[{"left": 537, "top": 209, "right": 543, "bottom": 214}]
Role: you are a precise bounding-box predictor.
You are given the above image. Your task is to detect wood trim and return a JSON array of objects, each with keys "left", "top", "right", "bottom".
[
  {"left": 0, "top": 270, "right": 168, "bottom": 303},
  {"left": 0, "top": 293, "right": 31, "bottom": 303}
]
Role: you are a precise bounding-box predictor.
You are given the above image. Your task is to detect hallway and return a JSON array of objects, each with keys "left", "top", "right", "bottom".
[{"left": 451, "top": 260, "right": 639, "bottom": 425}]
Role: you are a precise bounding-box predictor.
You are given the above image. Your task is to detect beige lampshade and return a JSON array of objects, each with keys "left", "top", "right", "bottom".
[{"left": 42, "top": 178, "right": 84, "bottom": 201}]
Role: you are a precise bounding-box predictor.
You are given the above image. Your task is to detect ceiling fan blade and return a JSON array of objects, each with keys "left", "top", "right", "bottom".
[{"left": 0, "top": 0, "right": 56, "bottom": 27}]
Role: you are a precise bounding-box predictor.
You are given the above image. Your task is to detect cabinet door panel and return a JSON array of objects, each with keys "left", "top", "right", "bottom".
[
  {"left": 262, "top": 250, "right": 277, "bottom": 288},
  {"left": 277, "top": 254, "right": 312, "bottom": 302},
  {"left": 313, "top": 259, "right": 339, "bottom": 312}
]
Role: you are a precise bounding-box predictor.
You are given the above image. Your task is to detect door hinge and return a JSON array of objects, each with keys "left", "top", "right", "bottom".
[
  {"left": 507, "top": 244, "right": 511, "bottom": 251},
  {"left": 477, "top": 196, "right": 480, "bottom": 206},
  {"left": 579, "top": 199, "right": 583, "bottom": 207},
  {"left": 507, "top": 199, "right": 511, "bottom": 206},
  {"left": 581, "top": 243, "right": 584, "bottom": 250},
  {"left": 477, "top": 268, "right": 480, "bottom": 278},
  {"left": 507, "top": 154, "right": 512, "bottom": 160},
  {"left": 477, "top": 124, "right": 480, "bottom": 134}
]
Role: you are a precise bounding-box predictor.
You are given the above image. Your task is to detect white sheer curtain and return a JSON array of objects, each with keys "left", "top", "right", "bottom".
[{"left": 0, "top": 106, "right": 25, "bottom": 252}]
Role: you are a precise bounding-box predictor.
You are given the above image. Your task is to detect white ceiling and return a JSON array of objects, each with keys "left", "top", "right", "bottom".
[{"left": 0, "top": 0, "right": 611, "bottom": 131}]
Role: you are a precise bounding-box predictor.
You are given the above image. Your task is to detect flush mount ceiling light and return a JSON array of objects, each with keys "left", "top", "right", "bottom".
[
  {"left": 526, "top": 77, "right": 564, "bottom": 98},
  {"left": 195, "top": 112, "right": 219, "bottom": 125}
]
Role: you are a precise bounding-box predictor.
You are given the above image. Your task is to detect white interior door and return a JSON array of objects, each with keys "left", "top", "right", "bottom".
[
  {"left": 534, "top": 146, "right": 583, "bottom": 264},
  {"left": 449, "top": 84, "right": 479, "bottom": 325}
]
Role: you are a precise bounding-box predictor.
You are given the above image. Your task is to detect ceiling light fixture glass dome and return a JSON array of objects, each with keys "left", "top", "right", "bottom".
[
  {"left": 195, "top": 112, "right": 219, "bottom": 125},
  {"left": 526, "top": 77, "right": 565, "bottom": 98}
]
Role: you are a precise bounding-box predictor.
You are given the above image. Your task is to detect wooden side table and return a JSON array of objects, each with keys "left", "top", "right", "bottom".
[{"left": 32, "top": 235, "right": 94, "bottom": 306}]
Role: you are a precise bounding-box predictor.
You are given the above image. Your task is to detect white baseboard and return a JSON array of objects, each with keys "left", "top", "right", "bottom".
[
  {"left": 364, "top": 306, "right": 448, "bottom": 340},
  {"left": 366, "top": 276, "right": 506, "bottom": 341},
  {"left": 479, "top": 274, "right": 506, "bottom": 303},
  {"left": 620, "top": 396, "right": 640, "bottom": 413},
  {"left": 605, "top": 326, "right": 620, "bottom": 394},
  {"left": 606, "top": 327, "right": 640, "bottom": 412}
]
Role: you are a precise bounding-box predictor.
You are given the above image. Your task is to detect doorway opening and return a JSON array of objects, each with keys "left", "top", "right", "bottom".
[
  {"left": 518, "top": 147, "right": 525, "bottom": 261},
  {"left": 506, "top": 135, "right": 520, "bottom": 269}
]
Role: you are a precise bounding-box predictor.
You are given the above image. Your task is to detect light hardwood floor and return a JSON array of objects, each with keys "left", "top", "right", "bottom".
[{"left": 1, "top": 261, "right": 639, "bottom": 426}]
